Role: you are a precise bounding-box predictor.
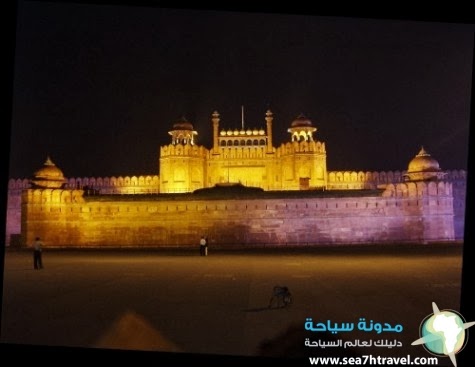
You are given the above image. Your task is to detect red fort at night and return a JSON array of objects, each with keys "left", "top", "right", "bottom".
[{"left": 5, "top": 110, "right": 466, "bottom": 248}]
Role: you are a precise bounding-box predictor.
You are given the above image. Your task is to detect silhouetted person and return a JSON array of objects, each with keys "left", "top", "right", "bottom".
[
  {"left": 33, "top": 237, "right": 44, "bottom": 270},
  {"left": 200, "top": 236, "right": 207, "bottom": 256}
]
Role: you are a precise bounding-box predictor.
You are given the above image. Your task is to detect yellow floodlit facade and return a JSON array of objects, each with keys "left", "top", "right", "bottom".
[
  {"left": 159, "top": 110, "right": 327, "bottom": 193},
  {"left": 5, "top": 109, "right": 467, "bottom": 247}
]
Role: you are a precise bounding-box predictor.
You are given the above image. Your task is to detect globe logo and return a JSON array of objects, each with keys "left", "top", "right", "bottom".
[
  {"left": 412, "top": 302, "right": 475, "bottom": 367},
  {"left": 421, "top": 310, "right": 465, "bottom": 355}
]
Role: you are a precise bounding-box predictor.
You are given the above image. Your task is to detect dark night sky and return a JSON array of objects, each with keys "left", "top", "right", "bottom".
[{"left": 8, "top": 2, "right": 474, "bottom": 179}]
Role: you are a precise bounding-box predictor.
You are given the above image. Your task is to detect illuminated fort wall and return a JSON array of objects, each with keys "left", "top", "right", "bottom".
[
  {"left": 6, "top": 175, "right": 159, "bottom": 246},
  {"left": 6, "top": 170, "right": 466, "bottom": 246},
  {"left": 159, "top": 141, "right": 327, "bottom": 193},
  {"left": 5, "top": 111, "right": 467, "bottom": 246},
  {"left": 159, "top": 112, "right": 328, "bottom": 193},
  {"left": 20, "top": 181, "right": 455, "bottom": 248}
]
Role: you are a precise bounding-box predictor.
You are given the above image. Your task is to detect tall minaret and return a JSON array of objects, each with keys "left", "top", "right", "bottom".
[
  {"left": 265, "top": 109, "right": 273, "bottom": 153},
  {"left": 212, "top": 110, "right": 220, "bottom": 152}
]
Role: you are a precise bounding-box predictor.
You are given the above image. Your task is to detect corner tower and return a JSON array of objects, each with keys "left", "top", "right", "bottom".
[
  {"left": 287, "top": 114, "right": 317, "bottom": 142},
  {"left": 278, "top": 114, "right": 327, "bottom": 190},
  {"left": 403, "top": 147, "right": 446, "bottom": 182},
  {"left": 168, "top": 117, "right": 197, "bottom": 145},
  {"left": 159, "top": 117, "right": 207, "bottom": 193},
  {"left": 30, "top": 156, "right": 67, "bottom": 189}
]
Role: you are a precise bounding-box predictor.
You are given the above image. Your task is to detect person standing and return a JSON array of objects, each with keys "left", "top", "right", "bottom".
[
  {"left": 199, "top": 236, "right": 207, "bottom": 256},
  {"left": 33, "top": 237, "right": 44, "bottom": 270}
]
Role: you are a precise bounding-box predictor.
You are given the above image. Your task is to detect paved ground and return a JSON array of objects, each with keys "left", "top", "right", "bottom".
[{"left": 0, "top": 245, "right": 465, "bottom": 365}]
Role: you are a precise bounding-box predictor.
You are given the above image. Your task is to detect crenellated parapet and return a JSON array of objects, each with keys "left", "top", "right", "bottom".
[
  {"left": 8, "top": 178, "right": 31, "bottom": 190},
  {"left": 327, "top": 169, "right": 467, "bottom": 190},
  {"left": 445, "top": 169, "right": 467, "bottom": 181},
  {"left": 210, "top": 145, "right": 269, "bottom": 160},
  {"left": 382, "top": 181, "right": 453, "bottom": 198},
  {"left": 160, "top": 144, "right": 209, "bottom": 158},
  {"left": 64, "top": 175, "right": 160, "bottom": 194},
  {"left": 22, "top": 188, "right": 86, "bottom": 204},
  {"left": 327, "top": 170, "right": 405, "bottom": 189},
  {"left": 276, "top": 140, "right": 326, "bottom": 156},
  {"left": 9, "top": 175, "right": 162, "bottom": 194}
]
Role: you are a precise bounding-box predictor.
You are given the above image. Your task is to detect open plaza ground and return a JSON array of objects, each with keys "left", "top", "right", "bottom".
[{"left": 0, "top": 244, "right": 466, "bottom": 365}]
